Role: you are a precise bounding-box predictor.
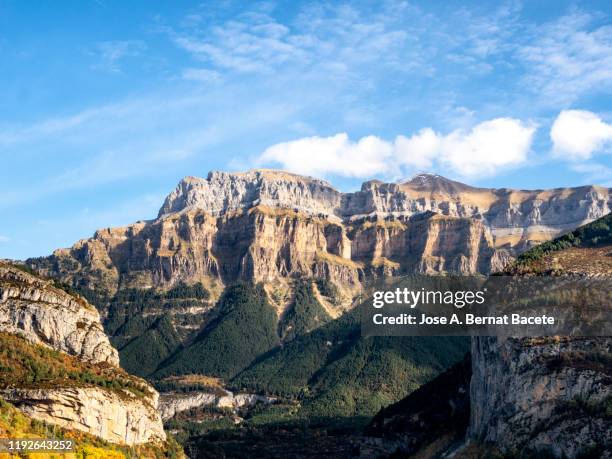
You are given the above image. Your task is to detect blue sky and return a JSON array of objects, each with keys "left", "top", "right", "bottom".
[{"left": 1, "top": 0, "right": 612, "bottom": 259}]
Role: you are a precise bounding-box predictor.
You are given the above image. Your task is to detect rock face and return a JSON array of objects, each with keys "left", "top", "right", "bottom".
[
  {"left": 159, "top": 171, "right": 341, "bottom": 218},
  {"left": 0, "top": 263, "right": 119, "bottom": 365},
  {"left": 0, "top": 262, "right": 167, "bottom": 447},
  {"left": 363, "top": 217, "right": 612, "bottom": 458},
  {"left": 29, "top": 170, "right": 610, "bottom": 300},
  {"left": 3, "top": 387, "right": 166, "bottom": 446},
  {"left": 159, "top": 389, "right": 275, "bottom": 420},
  {"left": 466, "top": 222, "right": 612, "bottom": 457},
  {"left": 160, "top": 171, "right": 612, "bottom": 249},
  {"left": 469, "top": 336, "right": 612, "bottom": 457}
]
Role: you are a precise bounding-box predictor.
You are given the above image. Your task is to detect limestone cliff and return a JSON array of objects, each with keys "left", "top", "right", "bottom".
[
  {"left": 30, "top": 171, "right": 610, "bottom": 302},
  {"left": 3, "top": 387, "right": 166, "bottom": 446},
  {"left": 0, "top": 263, "right": 167, "bottom": 447},
  {"left": 159, "top": 389, "right": 275, "bottom": 421},
  {"left": 363, "top": 216, "right": 612, "bottom": 458},
  {"left": 160, "top": 170, "right": 612, "bottom": 251},
  {"left": 469, "top": 336, "right": 611, "bottom": 457},
  {"left": 467, "top": 225, "right": 612, "bottom": 457},
  {"left": 159, "top": 170, "right": 341, "bottom": 218},
  {"left": 0, "top": 262, "right": 119, "bottom": 365}
]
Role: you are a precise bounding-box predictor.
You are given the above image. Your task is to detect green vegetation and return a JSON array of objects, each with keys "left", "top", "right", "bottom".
[
  {"left": 106, "top": 282, "right": 209, "bottom": 337},
  {"left": 279, "top": 279, "right": 331, "bottom": 341},
  {"left": 559, "top": 394, "right": 612, "bottom": 418},
  {"left": 101, "top": 282, "right": 210, "bottom": 376},
  {"left": 51, "top": 279, "right": 82, "bottom": 298},
  {"left": 516, "top": 213, "right": 612, "bottom": 266},
  {"left": 233, "top": 307, "right": 469, "bottom": 418},
  {"left": 120, "top": 315, "right": 182, "bottom": 377},
  {"left": 154, "top": 375, "right": 226, "bottom": 395},
  {"left": 7, "top": 262, "right": 38, "bottom": 276},
  {"left": 154, "top": 283, "right": 279, "bottom": 379},
  {"left": 315, "top": 278, "right": 341, "bottom": 305},
  {"left": 0, "top": 333, "right": 151, "bottom": 399},
  {"left": 543, "top": 349, "right": 612, "bottom": 376}
]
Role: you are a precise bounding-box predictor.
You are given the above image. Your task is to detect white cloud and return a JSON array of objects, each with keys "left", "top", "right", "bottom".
[
  {"left": 0, "top": 235, "right": 10, "bottom": 243},
  {"left": 434, "top": 118, "right": 537, "bottom": 176},
  {"left": 257, "top": 118, "right": 536, "bottom": 179},
  {"left": 551, "top": 110, "right": 612, "bottom": 160},
  {"left": 394, "top": 128, "right": 440, "bottom": 169},
  {"left": 258, "top": 133, "right": 393, "bottom": 178}
]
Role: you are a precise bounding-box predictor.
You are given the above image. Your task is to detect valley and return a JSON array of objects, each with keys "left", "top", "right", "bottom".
[{"left": 1, "top": 170, "right": 610, "bottom": 457}]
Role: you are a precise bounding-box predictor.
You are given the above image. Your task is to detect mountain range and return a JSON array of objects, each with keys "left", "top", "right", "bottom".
[
  {"left": 30, "top": 169, "right": 611, "bottom": 302},
  {"left": 2, "top": 169, "right": 609, "bottom": 458}
]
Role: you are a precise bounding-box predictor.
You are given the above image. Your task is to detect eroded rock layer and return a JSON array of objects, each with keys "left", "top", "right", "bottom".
[
  {"left": 469, "top": 336, "right": 612, "bottom": 457},
  {"left": 30, "top": 170, "right": 610, "bottom": 301},
  {"left": 0, "top": 263, "right": 167, "bottom": 446},
  {"left": 0, "top": 263, "right": 119, "bottom": 365},
  {"left": 3, "top": 387, "right": 166, "bottom": 446}
]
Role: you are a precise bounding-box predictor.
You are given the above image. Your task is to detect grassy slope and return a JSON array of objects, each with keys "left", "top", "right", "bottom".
[
  {"left": 0, "top": 333, "right": 151, "bottom": 399},
  {"left": 514, "top": 212, "right": 612, "bottom": 270},
  {"left": 0, "top": 334, "right": 184, "bottom": 458}
]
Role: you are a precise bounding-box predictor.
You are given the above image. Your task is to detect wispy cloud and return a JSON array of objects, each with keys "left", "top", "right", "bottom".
[
  {"left": 570, "top": 163, "right": 612, "bottom": 186},
  {"left": 181, "top": 68, "right": 222, "bottom": 83},
  {"left": 163, "top": 2, "right": 612, "bottom": 113},
  {"left": 0, "top": 81, "right": 304, "bottom": 209},
  {"left": 0, "top": 125, "right": 219, "bottom": 210},
  {"left": 0, "top": 235, "right": 10, "bottom": 243},
  {"left": 90, "top": 40, "right": 147, "bottom": 73},
  {"left": 517, "top": 11, "right": 612, "bottom": 104},
  {"left": 166, "top": 2, "right": 426, "bottom": 79}
]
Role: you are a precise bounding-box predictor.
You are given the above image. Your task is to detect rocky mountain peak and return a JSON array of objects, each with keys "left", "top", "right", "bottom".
[
  {"left": 158, "top": 169, "right": 341, "bottom": 218},
  {"left": 400, "top": 173, "right": 482, "bottom": 195},
  {"left": 159, "top": 170, "right": 611, "bottom": 234}
]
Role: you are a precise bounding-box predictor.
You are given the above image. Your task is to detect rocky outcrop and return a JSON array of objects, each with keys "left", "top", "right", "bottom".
[
  {"left": 159, "top": 170, "right": 342, "bottom": 219},
  {"left": 363, "top": 217, "right": 612, "bottom": 458},
  {"left": 0, "top": 263, "right": 167, "bottom": 447},
  {"left": 466, "top": 223, "right": 612, "bottom": 457},
  {"left": 159, "top": 389, "right": 275, "bottom": 420},
  {"left": 0, "top": 263, "right": 119, "bottom": 365},
  {"left": 30, "top": 171, "right": 610, "bottom": 300},
  {"left": 2, "top": 387, "right": 166, "bottom": 446},
  {"left": 469, "top": 336, "right": 612, "bottom": 458},
  {"left": 29, "top": 208, "right": 508, "bottom": 300},
  {"left": 160, "top": 171, "right": 612, "bottom": 251}
]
